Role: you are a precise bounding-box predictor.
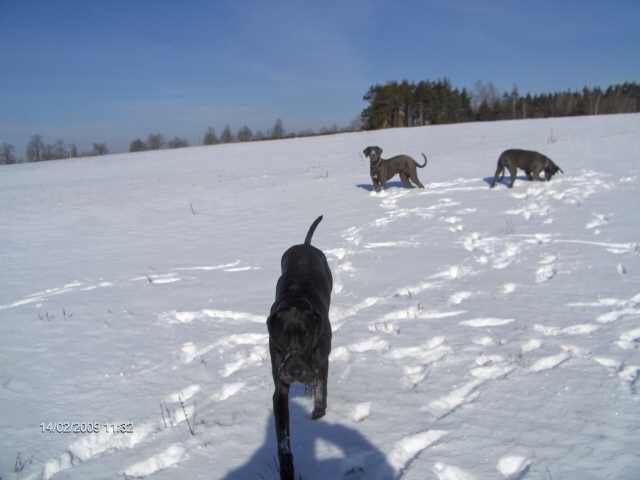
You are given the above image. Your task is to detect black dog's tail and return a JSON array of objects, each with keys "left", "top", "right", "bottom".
[
  {"left": 304, "top": 215, "right": 323, "bottom": 245},
  {"left": 416, "top": 153, "right": 428, "bottom": 168}
]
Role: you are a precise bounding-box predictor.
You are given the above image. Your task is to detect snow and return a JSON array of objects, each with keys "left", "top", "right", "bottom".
[
  {"left": 123, "top": 444, "right": 186, "bottom": 478},
  {"left": 2, "top": 114, "right": 640, "bottom": 479},
  {"left": 496, "top": 454, "right": 531, "bottom": 479}
]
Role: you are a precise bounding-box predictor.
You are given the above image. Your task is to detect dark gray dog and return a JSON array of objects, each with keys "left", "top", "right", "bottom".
[
  {"left": 490, "top": 149, "right": 564, "bottom": 188},
  {"left": 267, "top": 215, "right": 332, "bottom": 480},
  {"left": 363, "top": 145, "right": 428, "bottom": 191}
]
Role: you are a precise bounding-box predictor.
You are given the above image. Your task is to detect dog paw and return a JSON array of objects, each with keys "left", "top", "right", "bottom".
[{"left": 311, "top": 407, "right": 326, "bottom": 420}]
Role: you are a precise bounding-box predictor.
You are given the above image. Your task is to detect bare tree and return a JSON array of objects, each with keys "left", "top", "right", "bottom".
[
  {"left": 92, "top": 143, "right": 108, "bottom": 155},
  {"left": 26, "top": 134, "right": 45, "bottom": 162},
  {"left": 471, "top": 80, "right": 500, "bottom": 112},
  {"left": 52, "top": 139, "right": 68, "bottom": 159},
  {"left": 146, "top": 133, "right": 165, "bottom": 150},
  {"left": 69, "top": 144, "right": 78, "bottom": 158},
  {"left": 510, "top": 85, "right": 519, "bottom": 119},
  {"left": 349, "top": 116, "right": 363, "bottom": 131},
  {"left": 0, "top": 142, "right": 16, "bottom": 164},
  {"left": 41, "top": 140, "right": 67, "bottom": 161}
]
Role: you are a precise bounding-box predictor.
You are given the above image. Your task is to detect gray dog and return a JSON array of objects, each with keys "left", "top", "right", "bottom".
[
  {"left": 490, "top": 149, "right": 564, "bottom": 188},
  {"left": 363, "top": 145, "right": 428, "bottom": 191},
  {"left": 267, "top": 215, "right": 333, "bottom": 480}
]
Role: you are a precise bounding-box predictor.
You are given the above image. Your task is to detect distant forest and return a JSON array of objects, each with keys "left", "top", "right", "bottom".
[
  {"left": 2, "top": 80, "right": 639, "bottom": 165},
  {"left": 361, "top": 80, "right": 640, "bottom": 129}
]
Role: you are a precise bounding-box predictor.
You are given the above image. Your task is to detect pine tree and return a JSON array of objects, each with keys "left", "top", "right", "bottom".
[
  {"left": 271, "top": 118, "right": 284, "bottom": 139},
  {"left": 237, "top": 125, "right": 253, "bottom": 142},
  {"left": 129, "top": 138, "right": 147, "bottom": 152},
  {"left": 203, "top": 127, "right": 218, "bottom": 145},
  {"left": 220, "top": 125, "right": 234, "bottom": 143},
  {"left": 168, "top": 137, "right": 189, "bottom": 148}
]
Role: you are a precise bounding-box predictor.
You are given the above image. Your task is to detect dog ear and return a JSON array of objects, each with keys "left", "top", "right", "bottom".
[
  {"left": 363, "top": 146, "right": 371, "bottom": 156},
  {"left": 374, "top": 146, "right": 382, "bottom": 156}
]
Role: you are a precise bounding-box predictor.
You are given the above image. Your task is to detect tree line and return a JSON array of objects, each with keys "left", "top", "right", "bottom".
[
  {"left": 361, "top": 80, "right": 640, "bottom": 129},
  {"left": 2, "top": 80, "right": 639, "bottom": 165},
  {"left": 0, "top": 118, "right": 358, "bottom": 164},
  {"left": 0, "top": 135, "right": 108, "bottom": 164},
  {"left": 126, "top": 118, "right": 359, "bottom": 153},
  {"left": 126, "top": 119, "right": 287, "bottom": 153}
]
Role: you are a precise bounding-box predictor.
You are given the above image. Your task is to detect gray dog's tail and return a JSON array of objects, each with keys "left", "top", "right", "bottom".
[
  {"left": 416, "top": 153, "right": 428, "bottom": 168},
  {"left": 304, "top": 215, "right": 323, "bottom": 245}
]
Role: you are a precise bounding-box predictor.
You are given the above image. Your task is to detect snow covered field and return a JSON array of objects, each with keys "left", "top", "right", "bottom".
[{"left": 2, "top": 114, "right": 640, "bottom": 479}]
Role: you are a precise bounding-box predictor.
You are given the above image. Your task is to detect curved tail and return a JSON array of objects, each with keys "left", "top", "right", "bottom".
[
  {"left": 304, "top": 215, "right": 324, "bottom": 245},
  {"left": 416, "top": 153, "right": 428, "bottom": 168}
]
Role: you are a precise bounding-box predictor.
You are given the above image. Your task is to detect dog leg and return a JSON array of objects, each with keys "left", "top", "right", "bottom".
[
  {"left": 273, "top": 382, "right": 294, "bottom": 480},
  {"left": 311, "top": 361, "right": 328, "bottom": 419},
  {"left": 532, "top": 165, "right": 544, "bottom": 181},
  {"left": 508, "top": 165, "right": 518, "bottom": 188},
  {"left": 525, "top": 170, "right": 534, "bottom": 181},
  {"left": 410, "top": 171, "right": 425, "bottom": 188},
  {"left": 399, "top": 172, "right": 412, "bottom": 188},
  {"left": 490, "top": 165, "right": 503, "bottom": 188}
]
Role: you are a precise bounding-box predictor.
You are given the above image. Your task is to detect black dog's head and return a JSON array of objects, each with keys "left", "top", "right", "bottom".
[
  {"left": 268, "top": 303, "right": 321, "bottom": 384},
  {"left": 363, "top": 145, "right": 383, "bottom": 164},
  {"left": 545, "top": 160, "right": 564, "bottom": 180},
  {"left": 364, "top": 146, "right": 383, "bottom": 188}
]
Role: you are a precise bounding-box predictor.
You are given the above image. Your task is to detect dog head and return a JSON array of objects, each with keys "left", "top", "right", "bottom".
[
  {"left": 364, "top": 146, "right": 384, "bottom": 188},
  {"left": 268, "top": 303, "right": 321, "bottom": 384},
  {"left": 363, "top": 145, "right": 383, "bottom": 163},
  {"left": 544, "top": 160, "right": 563, "bottom": 180}
]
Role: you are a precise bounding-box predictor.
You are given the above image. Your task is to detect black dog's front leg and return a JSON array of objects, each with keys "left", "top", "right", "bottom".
[
  {"left": 311, "top": 361, "right": 328, "bottom": 420},
  {"left": 273, "top": 381, "right": 294, "bottom": 480},
  {"left": 490, "top": 165, "right": 503, "bottom": 188}
]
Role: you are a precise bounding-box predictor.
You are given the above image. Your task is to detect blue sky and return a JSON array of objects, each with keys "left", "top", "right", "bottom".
[{"left": 1, "top": 0, "right": 638, "bottom": 155}]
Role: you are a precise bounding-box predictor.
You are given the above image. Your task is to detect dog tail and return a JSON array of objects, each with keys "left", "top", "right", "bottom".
[
  {"left": 416, "top": 153, "right": 428, "bottom": 168},
  {"left": 304, "top": 215, "right": 323, "bottom": 246}
]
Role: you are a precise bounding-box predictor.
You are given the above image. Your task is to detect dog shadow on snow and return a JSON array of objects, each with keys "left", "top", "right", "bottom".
[
  {"left": 356, "top": 181, "right": 409, "bottom": 192},
  {"left": 223, "top": 391, "right": 394, "bottom": 480},
  {"left": 481, "top": 175, "right": 532, "bottom": 187}
]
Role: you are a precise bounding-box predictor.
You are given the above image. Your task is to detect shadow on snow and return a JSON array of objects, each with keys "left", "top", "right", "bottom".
[{"left": 223, "top": 394, "right": 394, "bottom": 480}]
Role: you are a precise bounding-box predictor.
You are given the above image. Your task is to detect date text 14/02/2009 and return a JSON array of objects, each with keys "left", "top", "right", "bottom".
[{"left": 40, "top": 422, "right": 134, "bottom": 434}]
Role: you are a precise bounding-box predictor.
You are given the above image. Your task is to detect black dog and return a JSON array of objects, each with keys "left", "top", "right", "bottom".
[
  {"left": 363, "top": 145, "right": 428, "bottom": 191},
  {"left": 267, "top": 215, "right": 333, "bottom": 480},
  {"left": 490, "top": 149, "right": 564, "bottom": 188}
]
